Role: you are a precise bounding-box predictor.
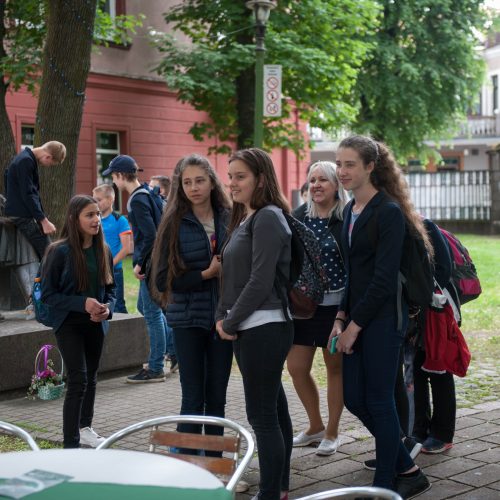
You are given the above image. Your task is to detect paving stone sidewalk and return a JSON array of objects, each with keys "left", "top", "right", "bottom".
[{"left": 1, "top": 370, "right": 499, "bottom": 499}]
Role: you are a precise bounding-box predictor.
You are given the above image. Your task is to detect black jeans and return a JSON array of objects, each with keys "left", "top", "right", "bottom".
[
  {"left": 173, "top": 326, "right": 233, "bottom": 456},
  {"left": 234, "top": 321, "right": 294, "bottom": 500},
  {"left": 12, "top": 217, "right": 51, "bottom": 260},
  {"left": 413, "top": 349, "right": 456, "bottom": 443},
  {"left": 55, "top": 312, "right": 104, "bottom": 448}
]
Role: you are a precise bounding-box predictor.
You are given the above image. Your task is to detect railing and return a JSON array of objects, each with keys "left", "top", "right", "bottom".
[
  {"left": 458, "top": 116, "right": 498, "bottom": 137},
  {"left": 407, "top": 170, "right": 490, "bottom": 221}
]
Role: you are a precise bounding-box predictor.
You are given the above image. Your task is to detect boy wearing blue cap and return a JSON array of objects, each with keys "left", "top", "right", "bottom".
[{"left": 103, "top": 155, "right": 167, "bottom": 382}]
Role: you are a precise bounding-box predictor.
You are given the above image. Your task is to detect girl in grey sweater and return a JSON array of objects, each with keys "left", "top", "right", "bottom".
[{"left": 216, "top": 148, "right": 293, "bottom": 500}]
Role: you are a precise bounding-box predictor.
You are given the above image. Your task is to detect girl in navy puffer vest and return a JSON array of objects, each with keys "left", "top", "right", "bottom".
[{"left": 151, "top": 154, "right": 232, "bottom": 452}]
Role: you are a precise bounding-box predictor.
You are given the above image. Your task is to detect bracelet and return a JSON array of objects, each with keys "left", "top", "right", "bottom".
[{"left": 334, "top": 317, "right": 346, "bottom": 324}]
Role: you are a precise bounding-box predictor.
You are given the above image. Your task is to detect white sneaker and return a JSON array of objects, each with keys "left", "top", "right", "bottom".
[
  {"left": 25, "top": 304, "right": 35, "bottom": 321},
  {"left": 316, "top": 437, "right": 341, "bottom": 456},
  {"left": 79, "top": 427, "right": 106, "bottom": 448},
  {"left": 292, "top": 430, "right": 325, "bottom": 447}
]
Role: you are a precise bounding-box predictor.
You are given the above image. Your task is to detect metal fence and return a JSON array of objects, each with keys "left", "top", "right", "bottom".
[{"left": 407, "top": 170, "right": 491, "bottom": 221}]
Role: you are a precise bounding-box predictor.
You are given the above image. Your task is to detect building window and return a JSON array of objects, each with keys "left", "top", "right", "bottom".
[
  {"left": 21, "top": 125, "right": 35, "bottom": 150},
  {"left": 492, "top": 75, "right": 498, "bottom": 112},
  {"left": 96, "top": 131, "right": 122, "bottom": 210},
  {"left": 438, "top": 156, "right": 460, "bottom": 171}
]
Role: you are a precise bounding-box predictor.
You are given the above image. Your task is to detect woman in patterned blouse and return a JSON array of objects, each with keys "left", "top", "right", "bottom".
[{"left": 287, "top": 161, "right": 349, "bottom": 456}]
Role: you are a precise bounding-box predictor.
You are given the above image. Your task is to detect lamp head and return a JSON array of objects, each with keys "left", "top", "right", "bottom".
[{"left": 246, "top": 0, "right": 277, "bottom": 25}]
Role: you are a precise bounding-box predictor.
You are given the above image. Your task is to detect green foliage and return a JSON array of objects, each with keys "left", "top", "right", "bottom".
[
  {"left": 352, "top": 0, "right": 486, "bottom": 159},
  {"left": 1, "top": 0, "right": 46, "bottom": 92},
  {"left": 0, "top": 0, "right": 143, "bottom": 92},
  {"left": 152, "top": 0, "right": 379, "bottom": 154}
]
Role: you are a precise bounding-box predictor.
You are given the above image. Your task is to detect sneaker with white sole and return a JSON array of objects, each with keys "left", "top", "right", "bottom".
[
  {"left": 403, "top": 436, "right": 423, "bottom": 459},
  {"left": 316, "top": 437, "right": 341, "bottom": 456},
  {"left": 292, "top": 429, "right": 325, "bottom": 447},
  {"left": 79, "top": 427, "right": 105, "bottom": 448}
]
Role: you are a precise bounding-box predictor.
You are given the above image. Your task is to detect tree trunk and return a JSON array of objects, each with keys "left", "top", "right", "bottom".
[
  {"left": 0, "top": 1, "right": 16, "bottom": 194},
  {"left": 35, "top": 0, "right": 97, "bottom": 233}
]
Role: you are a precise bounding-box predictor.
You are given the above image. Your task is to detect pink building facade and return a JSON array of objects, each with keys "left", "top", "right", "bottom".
[{"left": 5, "top": 1, "right": 309, "bottom": 209}]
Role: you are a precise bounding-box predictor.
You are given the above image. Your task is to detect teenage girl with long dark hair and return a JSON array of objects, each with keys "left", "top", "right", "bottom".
[
  {"left": 329, "top": 136, "right": 431, "bottom": 499},
  {"left": 216, "top": 148, "right": 293, "bottom": 500},
  {"left": 151, "top": 154, "right": 233, "bottom": 445},
  {"left": 41, "top": 195, "right": 115, "bottom": 448}
]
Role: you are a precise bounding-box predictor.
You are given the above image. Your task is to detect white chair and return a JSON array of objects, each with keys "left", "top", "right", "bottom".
[
  {"left": 96, "top": 415, "right": 254, "bottom": 494},
  {"left": 296, "top": 486, "right": 403, "bottom": 500},
  {"left": 0, "top": 421, "right": 40, "bottom": 451}
]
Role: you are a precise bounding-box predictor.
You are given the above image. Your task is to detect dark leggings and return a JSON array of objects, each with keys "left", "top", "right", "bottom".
[
  {"left": 55, "top": 312, "right": 104, "bottom": 448},
  {"left": 173, "top": 326, "right": 233, "bottom": 456},
  {"left": 233, "top": 321, "right": 294, "bottom": 500},
  {"left": 413, "top": 349, "right": 456, "bottom": 443}
]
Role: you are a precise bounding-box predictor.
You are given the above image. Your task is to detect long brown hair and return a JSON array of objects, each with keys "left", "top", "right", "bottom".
[
  {"left": 46, "top": 195, "right": 113, "bottom": 291},
  {"left": 338, "top": 135, "right": 434, "bottom": 258},
  {"left": 227, "top": 148, "right": 290, "bottom": 234},
  {"left": 150, "top": 154, "right": 231, "bottom": 307}
]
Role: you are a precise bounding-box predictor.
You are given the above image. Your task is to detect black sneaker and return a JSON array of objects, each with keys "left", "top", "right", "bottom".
[
  {"left": 363, "top": 458, "right": 376, "bottom": 471},
  {"left": 126, "top": 368, "right": 165, "bottom": 383},
  {"left": 170, "top": 355, "right": 179, "bottom": 373},
  {"left": 403, "top": 436, "right": 423, "bottom": 460},
  {"left": 395, "top": 469, "right": 431, "bottom": 499}
]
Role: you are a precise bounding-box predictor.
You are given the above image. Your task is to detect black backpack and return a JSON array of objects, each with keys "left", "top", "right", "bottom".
[
  {"left": 250, "top": 210, "right": 329, "bottom": 320},
  {"left": 127, "top": 184, "right": 165, "bottom": 227},
  {"left": 367, "top": 200, "right": 434, "bottom": 328}
]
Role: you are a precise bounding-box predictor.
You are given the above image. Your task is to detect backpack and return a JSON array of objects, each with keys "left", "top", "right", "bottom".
[
  {"left": 367, "top": 200, "right": 434, "bottom": 327},
  {"left": 438, "top": 228, "right": 481, "bottom": 305},
  {"left": 250, "top": 210, "right": 329, "bottom": 320},
  {"left": 127, "top": 184, "right": 165, "bottom": 227},
  {"left": 32, "top": 248, "right": 70, "bottom": 328}
]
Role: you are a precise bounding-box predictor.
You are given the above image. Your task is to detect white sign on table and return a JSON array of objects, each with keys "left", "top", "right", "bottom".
[{"left": 263, "top": 65, "right": 282, "bottom": 117}]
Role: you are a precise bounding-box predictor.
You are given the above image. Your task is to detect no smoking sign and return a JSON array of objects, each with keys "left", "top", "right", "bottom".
[{"left": 263, "top": 65, "right": 282, "bottom": 117}]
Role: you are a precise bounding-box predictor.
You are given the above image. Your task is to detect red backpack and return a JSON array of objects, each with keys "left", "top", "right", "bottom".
[{"left": 438, "top": 228, "right": 482, "bottom": 305}]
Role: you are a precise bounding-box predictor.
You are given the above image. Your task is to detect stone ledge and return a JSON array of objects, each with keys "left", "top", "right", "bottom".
[{"left": 0, "top": 313, "right": 149, "bottom": 392}]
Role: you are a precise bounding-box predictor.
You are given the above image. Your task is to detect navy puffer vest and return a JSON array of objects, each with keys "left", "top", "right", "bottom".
[{"left": 166, "top": 208, "right": 229, "bottom": 330}]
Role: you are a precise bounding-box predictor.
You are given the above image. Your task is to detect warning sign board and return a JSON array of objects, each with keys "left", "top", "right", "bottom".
[{"left": 263, "top": 65, "right": 282, "bottom": 117}]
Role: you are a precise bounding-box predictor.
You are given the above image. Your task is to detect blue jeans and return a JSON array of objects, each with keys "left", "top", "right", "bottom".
[
  {"left": 113, "top": 268, "right": 128, "bottom": 313},
  {"left": 137, "top": 280, "right": 166, "bottom": 373},
  {"left": 173, "top": 327, "right": 233, "bottom": 455},
  {"left": 343, "top": 316, "right": 414, "bottom": 489},
  {"left": 234, "top": 321, "right": 294, "bottom": 500}
]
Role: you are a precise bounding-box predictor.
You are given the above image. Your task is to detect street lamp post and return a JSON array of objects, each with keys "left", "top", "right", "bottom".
[{"left": 246, "top": 0, "right": 277, "bottom": 149}]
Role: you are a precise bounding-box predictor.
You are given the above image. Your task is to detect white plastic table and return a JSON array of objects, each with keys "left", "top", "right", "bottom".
[{"left": 0, "top": 449, "right": 232, "bottom": 499}]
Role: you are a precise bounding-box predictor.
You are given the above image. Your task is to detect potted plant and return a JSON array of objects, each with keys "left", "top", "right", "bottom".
[{"left": 27, "top": 345, "right": 65, "bottom": 400}]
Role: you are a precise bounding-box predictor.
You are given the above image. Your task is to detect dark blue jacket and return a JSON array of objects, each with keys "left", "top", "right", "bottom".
[
  {"left": 4, "top": 148, "right": 45, "bottom": 221},
  {"left": 156, "top": 206, "right": 229, "bottom": 330},
  {"left": 340, "top": 191, "right": 405, "bottom": 328},
  {"left": 127, "top": 186, "right": 160, "bottom": 268},
  {"left": 41, "top": 243, "right": 116, "bottom": 333}
]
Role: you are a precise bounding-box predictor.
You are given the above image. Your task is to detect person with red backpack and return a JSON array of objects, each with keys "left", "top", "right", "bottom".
[{"left": 411, "top": 219, "right": 458, "bottom": 454}]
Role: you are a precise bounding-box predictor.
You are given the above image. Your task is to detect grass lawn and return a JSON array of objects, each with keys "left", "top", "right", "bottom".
[{"left": 123, "top": 256, "right": 140, "bottom": 314}]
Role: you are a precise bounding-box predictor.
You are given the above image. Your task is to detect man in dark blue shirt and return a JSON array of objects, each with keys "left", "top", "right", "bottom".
[
  {"left": 103, "top": 155, "right": 168, "bottom": 383},
  {"left": 4, "top": 141, "right": 66, "bottom": 259}
]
